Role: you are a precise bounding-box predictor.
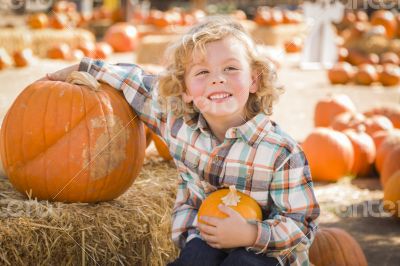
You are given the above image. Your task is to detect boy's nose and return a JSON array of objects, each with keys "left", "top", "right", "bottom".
[{"left": 212, "top": 80, "right": 225, "bottom": 84}]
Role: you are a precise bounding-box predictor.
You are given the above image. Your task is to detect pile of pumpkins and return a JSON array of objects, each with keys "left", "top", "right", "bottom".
[
  {"left": 302, "top": 94, "right": 400, "bottom": 216},
  {"left": 328, "top": 9, "right": 400, "bottom": 86},
  {"left": 47, "top": 41, "right": 113, "bottom": 61},
  {"left": 27, "top": 1, "right": 89, "bottom": 30},
  {"left": 0, "top": 48, "right": 35, "bottom": 69},
  {"left": 253, "top": 6, "right": 303, "bottom": 26},
  {"left": 0, "top": 40, "right": 113, "bottom": 69}
]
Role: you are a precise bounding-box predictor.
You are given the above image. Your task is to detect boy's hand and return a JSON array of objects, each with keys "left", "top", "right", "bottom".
[
  {"left": 37, "top": 64, "right": 79, "bottom": 82},
  {"left": 198, "top": 204, "right": 258, "bottom": 249}
]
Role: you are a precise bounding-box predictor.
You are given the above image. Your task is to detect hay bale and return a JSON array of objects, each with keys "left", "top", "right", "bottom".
[
  {"left": 136, "top": 34, "right": 180, "bottom": 65},
  {"left": 0, "top": 28, "right": 32, "bottom": 55},
  {"left": 243, "top": 20, "right": 308, "bottom": 46},
  {"left": 0, "top": 153, "right": 179, "bottom": 265},
  {"left": 0, "top": 27, "right": 95, "bottom": 57}
]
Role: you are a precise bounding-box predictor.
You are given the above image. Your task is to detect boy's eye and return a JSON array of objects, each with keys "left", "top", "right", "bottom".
[
  {"left": 225, "top": 66, "right": 238, "bottom": 71},
  {"left": 195, "top": 70, "right": 209, "bottom": 76}
]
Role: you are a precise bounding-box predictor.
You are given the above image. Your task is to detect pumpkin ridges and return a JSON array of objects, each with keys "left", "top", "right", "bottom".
[{"left": 326, "top": 229, "right": 347, "bottom": 265}]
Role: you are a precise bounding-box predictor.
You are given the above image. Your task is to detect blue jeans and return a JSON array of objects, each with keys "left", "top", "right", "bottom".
[{"left": 168, "top": 238, "right": 280, "bottom": 266}]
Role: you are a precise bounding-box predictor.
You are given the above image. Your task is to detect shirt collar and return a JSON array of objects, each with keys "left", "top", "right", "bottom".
[
  {"left": 226, "top": 113, "right": 271, "bottom": 146},
  {"left": 183, "top": 112, "right": 210, "bottom": 134},
  {"left": 184, "top": 112, "right": 271, "bottom": 145}
]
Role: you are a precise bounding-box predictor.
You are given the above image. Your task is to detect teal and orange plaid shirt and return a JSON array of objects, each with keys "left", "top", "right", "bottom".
[{"left": 79, "top": 58, "right": 320, "bottom": 266}]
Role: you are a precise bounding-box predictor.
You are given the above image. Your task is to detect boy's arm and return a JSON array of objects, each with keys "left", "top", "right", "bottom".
[
  {"left": 248, "top": 147, "right": 320, "bottom": 255},
  {"left": 171, "top": 177, "right": 203, "bottom": 249},
  {"left": 79, "top": 57, "right": 167, "bottom": 136}
]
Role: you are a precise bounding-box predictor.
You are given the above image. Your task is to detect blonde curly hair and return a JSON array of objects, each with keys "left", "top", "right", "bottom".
[{"left": 157, "top": 16, "right": 283, "bottom": 120}]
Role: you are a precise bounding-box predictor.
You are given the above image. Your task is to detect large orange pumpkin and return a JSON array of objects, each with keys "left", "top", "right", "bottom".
[
  {"left": 104, "top": 23, "right": 139, "bottom": 52},
  {"left": 198, "top": 186, "right": 262, "bottom": 224},
  {"left": 343, "top": 127, "right": 376, "bottom": 177},
  {"left": 364, "top": 106, "right": 400, "bottom": 129},
  {"left": 375, "top": 130, "right": 400, "bottom": 173},
  {"left": 0, "top": 71, "right": 146, "bottom": 202},
  {"left": 302, "top": 128, "right": 354, "bottom": 182},
  {"left": 314, "top": 94, "right": 356, "bottom": 127},
  {"left": 151, "top": 132, "right": 172, "bottom": 160},
  {"left": 309, "top": 227, "right": 368, "bottom": 266},
  {"left": 380, "top": 146, "right": 400, "bottom": 187},
  {"left": 383, "top": 171, "right": 400, "bottom": 217}
]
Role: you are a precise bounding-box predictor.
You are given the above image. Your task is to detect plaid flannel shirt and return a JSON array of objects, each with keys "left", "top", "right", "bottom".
[{"left": 79, "top": 57, "right": 320, "bottom": 266}]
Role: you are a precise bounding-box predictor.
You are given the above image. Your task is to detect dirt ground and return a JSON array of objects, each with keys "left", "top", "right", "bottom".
[{"left": 0, "top": 51, "right": 399, "bottom": 265}]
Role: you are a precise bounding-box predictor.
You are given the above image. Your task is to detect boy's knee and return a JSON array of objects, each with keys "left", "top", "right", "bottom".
[
  {"left": 170, "top": 238, "right": 226, "bottom": 266},
  {"left": 222, "top": 249, "right": 279, "bottom": 266}
]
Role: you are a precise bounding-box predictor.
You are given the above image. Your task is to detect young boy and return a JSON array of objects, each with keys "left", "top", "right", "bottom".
[{"left": 46, "top": 16, "right": 319, "bottom": 266}]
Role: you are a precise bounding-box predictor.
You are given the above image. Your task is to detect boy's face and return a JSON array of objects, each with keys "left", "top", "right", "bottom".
[{"left": 183, "top": 36, "right": 257, "bottom": 120}]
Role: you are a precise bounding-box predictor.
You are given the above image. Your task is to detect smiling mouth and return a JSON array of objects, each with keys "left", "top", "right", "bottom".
[{"left": 208, "top": 92, "right": 232, "bottom": 101}]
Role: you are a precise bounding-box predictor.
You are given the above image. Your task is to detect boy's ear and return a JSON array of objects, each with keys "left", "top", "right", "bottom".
[
  {"left": 182, "top": 92, "right": 193, "bottom": 103},
  {"left": 249, "top": 70, "right": 260, "bottom": 93}
]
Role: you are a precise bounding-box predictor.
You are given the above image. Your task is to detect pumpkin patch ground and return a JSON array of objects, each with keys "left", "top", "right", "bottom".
[{"left": 0, "top": 50, "right": 399, "bottom": 265}]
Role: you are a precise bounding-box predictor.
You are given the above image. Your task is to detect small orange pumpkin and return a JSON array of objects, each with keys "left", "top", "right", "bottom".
[
  {"left": 77, "top": 41, "right": 96, "bottom": 57},
  {"left": 93, "top": 42, "right": 113, "bottom": 59},
  {"left": 47, "top": 43, "right": 71, "bottom": 60},
  {"left": 378, "top": 64, "right": 400, "bottom": 87},
  {"left": 198, "top": 186, "right": 262, "bottom": 224},
  {"left": 301, "top": 128, "right": 354, "bottom": 182},
  {"left": 371, "top": 10, "right": 397, "bottom": 39},
  {"left": 13, "top": 49, "right": 33, "bottom": 67},
  {"left": 104, "top": 23, "right": 139, "bottom": 52},
  {"left": 0, "top": 71, "right": 146, "bottom": 202},
  {"left": 310, "top": 227, "right": 368, "bottom": 266},
  {"left": 284, "top": 37, "right": 303, "bottom": 53},
  {"left": 27, "top": 13, "right": 49, "bottom": 29},
  {"left": 327, "top": 62, "right": 354, "bottom": 84},
  {"left": 151, "top": 133, "right": 172, "bottom": 160},
  {"left": 354, "top": 64, "right": 379, "bottom": 85},
  {"left": 314, "top": 94, "right": 356, "bottom": 127}
]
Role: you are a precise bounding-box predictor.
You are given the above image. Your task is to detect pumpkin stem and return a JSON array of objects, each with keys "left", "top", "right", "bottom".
[
  {"left": 221, "top": 185, "right": 241, "bottom": 206},
  {"left": 66, "top": 71, "right": 101, "bottom": 91}
]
